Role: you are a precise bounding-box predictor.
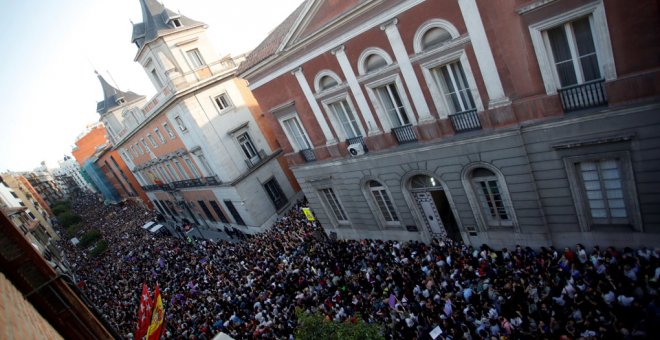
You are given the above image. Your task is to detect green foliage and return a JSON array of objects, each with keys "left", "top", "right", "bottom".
[
  {"left": 57, "top": 211, "right": 81, "bottom": 228},
  {"left": 294, "top": 309, "right": 384, "bottom": 340},
  {"left": 66, "top": 223, "right": 82, "bottom": 237},
  {"left": 52, "top": 201, "right": 71, "bottom": 216},
  {"left": 90, "top": 240, "right": 108, "bottom": 257},
  {"left": 78, "top": 230, "right": 102, "bottom": 248}
]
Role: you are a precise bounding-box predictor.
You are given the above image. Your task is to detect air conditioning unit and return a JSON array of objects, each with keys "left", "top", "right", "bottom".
[{"left": 347, "top": 143, "right": 365, "bottom": 156}]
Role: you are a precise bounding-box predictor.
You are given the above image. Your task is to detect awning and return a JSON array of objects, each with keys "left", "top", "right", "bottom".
[
  {"left": 142, "top": 221, "right": 155, "bottom": 229},
  {"left": 149, "top": 224, "right": 164, "bottom": 233}
]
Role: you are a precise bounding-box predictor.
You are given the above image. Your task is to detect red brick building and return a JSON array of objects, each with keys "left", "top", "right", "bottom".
[{"left": 239, "top": 0, "right": 660, "bottom": 248}]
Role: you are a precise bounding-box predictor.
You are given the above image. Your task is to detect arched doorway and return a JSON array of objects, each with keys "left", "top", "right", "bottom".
[{"left": 410, "top": 175, "right": 461, "bottom": 241}]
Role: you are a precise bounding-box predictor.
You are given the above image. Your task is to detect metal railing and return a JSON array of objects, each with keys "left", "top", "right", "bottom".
[
  {"left": 300, "top": 148, "right": 316, "bottom": 162},
  {"left": 558, "top": 79, "right": 607, "bottom": 112},
  {"left": 450, "top": 109, "right": 482, "bottom": 133},
  {"left": 346, "top": 135, "right": 368, "bottom": 152},
  {"left": 392, "top": 124, "right": 417, "bottom": 144},
  {"left": 172, "top": 178, "right": 204, "bottom": 189},
  {"left": 204, "top": 175, "right": 221, "bottom": 186},
  {"left": 143, "top": 177, "right": 218, "bottom": 191}
]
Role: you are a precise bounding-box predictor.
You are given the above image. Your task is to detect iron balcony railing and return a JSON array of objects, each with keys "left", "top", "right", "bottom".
[
  {"left": 172, "top": 178, "right": 204, "bottom": 189},
  {"left": 558, "top": 79, "right": 607, "bottom": 112},
  {"left": 346, "top": 135, "right": 368, "bottom": 152},
  {"left": 300, "top": 148, "right": 316, "bottom": 162},
  {"left": 450, "top": 109, "right": 482, "bottom": 133},
  {"left": 392, "top": 124, "right": 417, "bottom": 144},
  {"left": 144, "top": 177, "right": 218, "bottom": 191},
  {"left": 204, "top": 175, "right": 221, "bottom": 186}
]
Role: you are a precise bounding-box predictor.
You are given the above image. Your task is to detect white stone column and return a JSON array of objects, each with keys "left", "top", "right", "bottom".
[
  {"left": 331, "top": 46, "right": 381, "bottom": 135},
  {"left": 380, "top": 18, "right": 434, "bottom": 122},
  {"left": 458, "top": 0, "right": 510, "bottom": 108},
  {"left": 292, "top": 67, "right": 337, "bottom": 145}
]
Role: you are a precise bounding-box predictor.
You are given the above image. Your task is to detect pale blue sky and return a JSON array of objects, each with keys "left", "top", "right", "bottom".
[{"left": 0, "top": 0, "right": 303, "bottom": 172}]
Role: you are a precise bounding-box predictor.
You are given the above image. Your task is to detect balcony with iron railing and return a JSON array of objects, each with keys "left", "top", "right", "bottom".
[
  {"left": 300, "top": 148, "right": 317, "bottom": 162},
  {"left": 392, "top": 124, "right": 417, "bottom": 144},
  {"left": 141, "top": 176, "right": 222, "bottom": 192},
  {"left": 346, "top": 136, "right": 368, "bottom": 152},
  {"left": 450, "top": 109, "right": 482, "bottom": 133},
  {"left": 558, "top": 79, "right": 607, "bottom": 112}
]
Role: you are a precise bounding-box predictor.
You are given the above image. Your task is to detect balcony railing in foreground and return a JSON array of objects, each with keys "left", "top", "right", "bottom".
[
  {"left": 346, "top": 135, "right": 368, "bottom": 152},
  {"left": 558, "top": 79, "right": 607, "bottom": 112},
  {"left": 392, "top": 124, "right": 417, "bottom": 144},
  {"left": 142, "top": 176, "right": 222, "bottom": 191},
  {"left": 450, "top": 109, "right": 482, "bottom": 133}
]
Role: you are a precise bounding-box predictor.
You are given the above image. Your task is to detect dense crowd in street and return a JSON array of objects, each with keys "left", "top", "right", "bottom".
[{"left": 56, "top": 193, "right": 660, "bottom": 339}]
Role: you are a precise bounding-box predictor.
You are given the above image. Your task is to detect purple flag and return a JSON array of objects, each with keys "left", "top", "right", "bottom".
[{"left": 388, "top": 294, "right": 396, "bottom": 309}]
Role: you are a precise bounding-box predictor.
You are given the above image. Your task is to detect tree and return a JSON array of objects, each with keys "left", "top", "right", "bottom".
[
  {"left": 57, "top": 211, "right": 81, "bottom": 228},
  {"left": 294, "top": 309, "right": 384, "bottom": 340}
]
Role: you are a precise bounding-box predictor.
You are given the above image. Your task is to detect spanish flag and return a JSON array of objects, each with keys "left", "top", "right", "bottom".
[{"left": 146, "top": 283, "right": 165, "bottom": 340}]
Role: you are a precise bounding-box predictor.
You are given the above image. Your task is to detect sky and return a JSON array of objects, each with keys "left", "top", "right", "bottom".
[{"left": 0, "top": 0, "right": 303, "bottom": 172}]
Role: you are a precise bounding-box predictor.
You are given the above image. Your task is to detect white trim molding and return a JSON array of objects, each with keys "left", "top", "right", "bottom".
[
  {"left": 357, "top": 47, "right": 394, "bottom": 76},
  {"left": 413, "top": 18, "right": 461, "bottom": 54},
  {"left": 313, "top": 69, "right": 343, "bottom": 93},
  {"left": 292, "top": 67, "right": 338, "bottom": 145},
  {"left": 332, "top": 45, "right": 381, "bottom": 135},
  {"left": 458, "top": 0, "right": 510, "bottom": 108},
  {"left": 364, "top": 73, "right": 416, "bottom": 132},
  {"left": 381, "top": 18, "right": 433, "bottom": 122},
  {"left": 528, "top": 1, "right": 616, "bottom": 94}
]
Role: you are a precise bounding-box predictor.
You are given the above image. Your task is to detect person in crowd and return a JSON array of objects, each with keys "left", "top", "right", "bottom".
[{"left": 56, "top": 193, "right": 660, "bottom": 339}]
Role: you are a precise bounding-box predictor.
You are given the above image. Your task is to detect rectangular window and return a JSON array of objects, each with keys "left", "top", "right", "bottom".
[
  {"left": 27, "top": 211, "right": 35, "bottom": 219},
  {"left": 433, "top": 61, "right": 476, "bottom": 114},
  {"left": 263, "top": 178, "right": 287, "bottom": 210},
  {"left": 165, "top": 163, "right": 180, "bottom": 181},
  {"left": 158, "top": 165, "right": 171, "bottom": 183},
  {"left": 187, "top": 49, "right": 206, "bottom": 69},
  {"left": 329, "top": 100, "right": 361, "bottom": 139},
  {"left": 237, "top": 132, "right": 260, "bottom": 165},
  {"left": 195, "top": 153, "right": 214, "bottom": 175},
  {"left": 281, "top": 117, "right": 311, "bottom": 151},
  {"left": 475, "top": 179, "right": 509, "bottom": 223},
  {"left": 174, "top": 160, "right": 189, "bottom": 180},
  {"left": 10, "top": 191, "right": 18, "bottom": 198},
  {"left": 184, "top": 157, "right": 201, "bottom": 178},
  {"left": 163, "top": 123, "right": 176, "bottom": 139},
  {"left": 198, "top": 200, "right": 216, "bottom": 222},
  {"left": 135, "top": 143, "right": 144, "bottom": 155},
  {"left": 376, "top": 83, "right": 409, "bottom": 127},
  {"left": 320, "top": 188, "right": 348, "bottom": 222},
  {"left": 224, "top": 200, "right": 245, "bottom": 225},
  {"left": 174, "top": 116, "right": 187, "bottom": 132},
  {"left": 578, "top": 159, "right": 628, "bottom": 224},
  {"left": 154, "top": 128, "right": 166, "bottom": 144},
  {"left": 140, "top": 139, "right": 150, "bottom": 153},
  {"left": 151, "top": 69, "right": 164, "bottom": 89},
  {"left": 209, "top": 200, "right": 229, "bottom": 223},
  {"left": 214, "top": 93, "right": 233, "bottom": 111},
  {"left": 147, "top": 134, "right": 158, "bottom": 148},
  {"left": 369, "top": 183, "right": 399, "bottom": 222},
  {"left": 545, "top": 16, "right": 601, "bottom": 88}
]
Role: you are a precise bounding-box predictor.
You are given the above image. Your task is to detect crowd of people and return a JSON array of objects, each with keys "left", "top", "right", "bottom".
[{"left": 56, "top": 193, "right": 660, "bottom": 339}]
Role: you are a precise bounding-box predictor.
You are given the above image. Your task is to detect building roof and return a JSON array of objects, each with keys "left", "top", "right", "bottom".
[
  {"left": 95, "top": 73, "right": 143, "bottom": 115},
  {"left": 131, "top": 0, "right": 205, "bottom": 47},
  {"left": 237, "top": 0, "right": 310, "bottom": 74}
]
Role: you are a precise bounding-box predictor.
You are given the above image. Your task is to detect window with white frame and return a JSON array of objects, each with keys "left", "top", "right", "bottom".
[
  {"left": 213, "top": 93, "right": 233, "bottom": 112},
  {"left": 174, "top": 116, "right": 187, "bottom": 132},
  {"left": 163, "top": 123, "right": 176, "bottom": 139},
  {"left": 147, "top": 134, "right": 158, "bottom": 148},
  {"left": 375, "top": 83, "right": 410, "bottom": 127},
  {"left": 469, "top": 168, "right": 514, "bottom": 228},
  {"left": 320, "top": 188, "right": 348, "bottom": 222},
  {"left": 184, "top": 157, "right": 201, "bottom": 178},
  {"left": 328, "top": 99, "right": 362, "bottom": 139},
  {"left": 432, "top": 61, "right": 476, "bottom": 114},
  {"left": 263, "top": 178, "right": 287, "bottom": 210},
  {"left": 194, "top": 152, "right": 214, "bottom": 175},
  {"left": 236, "top": 132, "right": 260, "bottom": 165},
  {"left": 364, "top": 54, "right": 388, "bottom": 73},
  {"left": 165, "top": 163, "right": 180, "bottom": 181},
  {"left": 187, "top": 49, "right": 206, "bottom": 69},
  {"left": 318, "top": 76, "right": 338, "bottom": 91},
  {"left": 140, "top": 139, "right": 150, "bottom": 153},
  {"left": 528, "top": 2, "right": 616, "bottom": 94},
  {"left": 368, "top": 181, "right": 399, "bottom": 223},
  {"left": 173, "top": 160, "right": 189, "bottom": 180},
  {"left": 154, "top": 128, "right": 166, "bottom": 144},
  {"left": 545, "top": 16, "right": 601, "bottom": 88},
  {"left": 135, "top": 143, "right": 143, "bottom": 155},
  {"left": 280, "top": 116, "right": 312, "bottom": 151}
]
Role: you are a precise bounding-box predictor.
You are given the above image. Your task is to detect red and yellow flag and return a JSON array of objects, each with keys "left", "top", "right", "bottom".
[
  {"left": 146, "top": 283, "right": 165, "bottom": 340},
  {"left": 134, "top": 282, "right": 153, "bottom": 340}
]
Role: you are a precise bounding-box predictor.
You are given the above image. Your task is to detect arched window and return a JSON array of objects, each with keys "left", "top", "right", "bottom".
[
  {"left": 365, "top": 54, "right": 388, "bottom": 73},
  {"left": 421, "top": 27, "right": 452, "bottom": 50},
  {"left": 319, "top": 76, "right": 338, "bottom": 91},
  {"left": 411, "top": 174, "right": 442, "bottom": 189},
  {"left": 463, "top": 165, "right": 517, "bottom": 229},
  {"left": 368, "top": 180, "right": 399, "bottom": 223}
]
